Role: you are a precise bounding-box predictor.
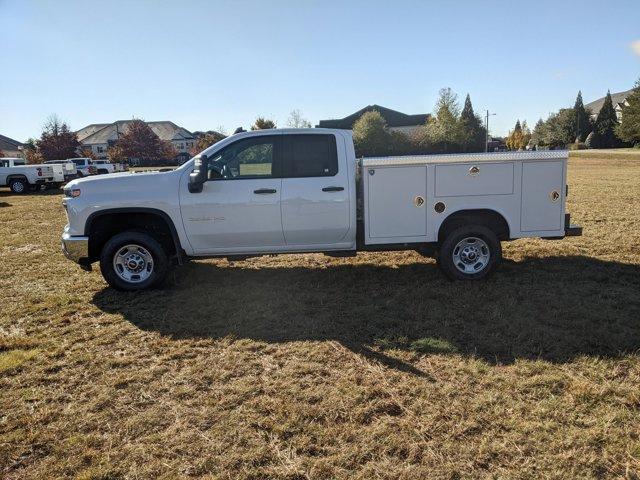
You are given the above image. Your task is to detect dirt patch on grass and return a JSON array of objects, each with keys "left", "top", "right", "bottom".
[{"left": 1, "top": 156, "right": 639, "bottom": 478}]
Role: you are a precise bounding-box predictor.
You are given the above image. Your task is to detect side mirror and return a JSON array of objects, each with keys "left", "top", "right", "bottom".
[{"left": 188, "top": 154, "right": 208, "bottom": 193}]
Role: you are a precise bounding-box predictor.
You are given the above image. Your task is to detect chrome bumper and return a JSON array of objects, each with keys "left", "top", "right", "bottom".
[{"left": 61, "top": 232, "right": 89, "bottom": 263}]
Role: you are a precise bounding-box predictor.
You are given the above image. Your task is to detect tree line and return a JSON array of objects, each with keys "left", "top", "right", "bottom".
[
  {"left": 352, "top": 88, "right": 487, "bottom": 157},
  {"left": 509, "top": 79, "right": 640, "bottom": 150},
  {"left": 11, "top": 84, "right": 639, "bottom": 164}
]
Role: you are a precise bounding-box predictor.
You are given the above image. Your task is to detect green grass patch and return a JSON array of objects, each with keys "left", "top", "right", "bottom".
[{"left": 0, "top": 349, "right": 38, "bottom": 373}]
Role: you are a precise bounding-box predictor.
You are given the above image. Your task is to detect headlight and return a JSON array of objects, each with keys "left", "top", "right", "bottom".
[{"left": 64, "top": 188, "right": 81, "bottom": 198}]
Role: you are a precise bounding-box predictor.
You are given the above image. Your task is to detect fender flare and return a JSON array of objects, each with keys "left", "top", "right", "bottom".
[
  {"left": 437, "top": 207, "right": 512, "bottom": 241},
  {"left": 5, "top": 174, "right": 29, "bottom": 186},
  {"left": 85, "top": 207, "right": 184, "bottom": 262}
]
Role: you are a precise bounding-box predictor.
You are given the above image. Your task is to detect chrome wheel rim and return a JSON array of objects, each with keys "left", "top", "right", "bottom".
[
  {"left": 12, "top": 181, "right": 25, "bottom": 193},
  {"left": 113, "top": 244, "right": 154, "bottom": 283},
  {"left": 452, "top": 237, "right": 490, "bottom": 274}
]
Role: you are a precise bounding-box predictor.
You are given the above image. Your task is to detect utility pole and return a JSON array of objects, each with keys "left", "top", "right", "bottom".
[{"left": 485, "top": 110, "right": 496, "bottom": 152}]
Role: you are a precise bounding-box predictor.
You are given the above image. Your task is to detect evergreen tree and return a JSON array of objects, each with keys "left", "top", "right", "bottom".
[
  {"left": 592, "top": 91, "right": 621, "bottom": 148},
  {"left": 543, "top": 109, "right": 575, "bottom": 148},
  {"left": 459, "top": 94, "right": 486, "bottom": 152},
  {"left": 531, "top": 119, "right": 546, "bottom": 147},
  {"left": 616, "top": 79, "right": 640, "bottom": 146},
  {"left": 251, "top": 117, "right": 276, "bottom": 130},
  {"left": 573, "top": 91, "right": 592, "bottom": 142}
]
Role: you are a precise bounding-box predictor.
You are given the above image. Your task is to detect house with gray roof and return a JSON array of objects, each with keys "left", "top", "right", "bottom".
[
  {"left": 317, "top": 105, "right": 430, "bottom": 137},
  {"left": 77, "top": 120, "right": 196, "bottom": 162},
  {"left": 586, "top": 89, "right": 634, "bottom": 121},
  {"left": 0, "top": 134, "right": 24, "bottom": 157}
]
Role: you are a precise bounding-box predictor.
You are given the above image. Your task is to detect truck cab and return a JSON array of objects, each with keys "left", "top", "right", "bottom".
[{"left": 61, "top": 129, "right": 580, "bottom": 291}]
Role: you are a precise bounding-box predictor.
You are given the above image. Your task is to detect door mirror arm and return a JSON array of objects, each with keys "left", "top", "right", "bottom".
[{"left": 188, "top": 154, "right": 208, "bottom": 193}]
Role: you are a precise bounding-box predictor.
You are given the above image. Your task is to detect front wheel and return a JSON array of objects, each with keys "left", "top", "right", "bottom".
[
  {"left": 99, "top": 231, "right": 169, "bottom": 291},
  {"left": 437, "top": 224, "right": 501, "bottom": 280},
  {"left": 9, "top": 178, "right": 28, "bottom": 194}
]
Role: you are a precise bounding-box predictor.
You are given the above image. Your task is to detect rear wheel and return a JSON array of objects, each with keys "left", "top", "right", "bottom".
[
  {"left": 437, "top": 224, "right": 501, "bottom": 280},
  {"left": 9, "top": 178, "right": 28, "bottom": 194},
  {"left": 100, "top": 231, "right": 169, "bottom": 291}
]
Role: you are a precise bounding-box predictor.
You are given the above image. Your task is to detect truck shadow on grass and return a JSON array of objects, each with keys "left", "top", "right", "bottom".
[{"left": 92, "top": 255, "right": 640, "bottom": 371}]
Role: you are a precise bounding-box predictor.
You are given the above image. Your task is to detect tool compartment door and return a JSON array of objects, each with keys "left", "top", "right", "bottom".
[
  {"left": 521, "top": 160, "right": 564, "bottom": 232},
  {"left": 366, "top": 166, "right": 427, "bottom": 240}
]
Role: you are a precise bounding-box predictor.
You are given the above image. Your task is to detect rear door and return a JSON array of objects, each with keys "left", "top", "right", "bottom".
[{"left": 280, "top": 133, "right": 350, "bottom": 246}]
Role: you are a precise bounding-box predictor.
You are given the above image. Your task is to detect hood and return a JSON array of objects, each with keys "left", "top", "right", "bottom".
[{"left": 66, "top": 170, "right": 171, "bottom": 190}]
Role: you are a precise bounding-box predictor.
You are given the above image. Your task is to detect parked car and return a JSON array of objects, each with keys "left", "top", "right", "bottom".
[
  {"left": 92, "top": 159, "right": 127, "bottom": 174},
  {"left": 0, "top": 157, "right": 56, "bottom": 193},
  {"left": 67, "top": 158, "right": 98, "bottom": 177},
  {"left": 61, "top": 129, "right": 582, "bottom": 291},
  {"left": 44, "top": 160, "right": 78, "bottom": 182}
]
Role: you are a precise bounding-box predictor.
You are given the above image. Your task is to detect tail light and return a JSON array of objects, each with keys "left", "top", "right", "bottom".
[{"left": 37, "top": 167, "right": 42, "bottom": 176}]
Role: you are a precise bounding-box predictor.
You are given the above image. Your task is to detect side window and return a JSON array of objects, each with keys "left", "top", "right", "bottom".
[
  {"left": 284, "top": 134, "right": 338, "bottom": 178},
  {"left": 208, "top": 136, "right": 279, "bottom": 180},
  {"left": 1, "top": 160, "right": 8, "bottom": 167}
]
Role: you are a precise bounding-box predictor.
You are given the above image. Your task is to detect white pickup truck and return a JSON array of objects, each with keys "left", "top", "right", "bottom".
[
  {"left": 66, "top": 158, "right": 98, "bottom": 177},
  {"left": 1, "top": 157, "right": 56, "bottom": 193},
  {"left": 44, "top": 160, "right": 79, "bottom": 182},
  {"left": 61, "top": 129, "right": 581, "bottom": 291},
  {"left": 92, "top": 159, "right": 127, "bottom": 174}
]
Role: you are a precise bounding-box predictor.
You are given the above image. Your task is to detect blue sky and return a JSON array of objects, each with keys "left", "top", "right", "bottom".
[{"left": 1, "top": 0, "right": 638, "bottom": 141}]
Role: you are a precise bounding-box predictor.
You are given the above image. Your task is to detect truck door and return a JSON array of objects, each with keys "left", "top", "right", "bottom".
[
  {"left": 280, "top": 133, "right": 350, "bottom": 246},
  {"left": 179, "top": 135, "right": 285, "bottom": 252}
]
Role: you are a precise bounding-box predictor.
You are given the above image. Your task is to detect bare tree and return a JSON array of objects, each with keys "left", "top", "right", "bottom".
[{"left": 286, "top": 109, "right": 312, "bottom": 128}]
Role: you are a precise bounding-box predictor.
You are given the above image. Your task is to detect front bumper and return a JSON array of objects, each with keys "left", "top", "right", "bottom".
[{"left": 61, "top": 231, "right": 90, "bottom": 265}]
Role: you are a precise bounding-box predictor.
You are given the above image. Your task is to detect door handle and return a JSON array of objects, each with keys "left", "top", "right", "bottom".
[
  {"left": 253, "top": 188, "right": 277, "bottom": 194},
  {"left": 322, "top": 186, "right": 344, "bottom": 192}
]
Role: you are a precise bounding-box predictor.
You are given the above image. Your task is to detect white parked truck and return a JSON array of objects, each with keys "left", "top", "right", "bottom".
[
  {"left": 66, "top": 158, "right": 98, "bottom": 177},
  {"left": 0, "top": 158, "right": 56, "bottom": 193},
  {"left": 92, "top": 159, "right": 127, "bottom": 174},
  {"left": 61, "top": 129, "right": 581, "bottom": 290},
  {"left": 44, "top": 160, "right": 79, "bottom": 182}
]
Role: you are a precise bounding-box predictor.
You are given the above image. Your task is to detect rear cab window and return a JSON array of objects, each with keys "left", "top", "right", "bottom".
[{"left": 283, "top": 134, "right": 338, "bottom": 178}]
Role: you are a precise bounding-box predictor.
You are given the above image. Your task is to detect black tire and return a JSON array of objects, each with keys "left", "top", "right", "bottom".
[
  {"left": 9, "top": 178, "right": 28, "bottom": 194},
  {"left": 99, "top": 231, "right": 169, "bottom": 291},
  {"left": 437, "top": 224, "right": 501, "bottom": 281}
]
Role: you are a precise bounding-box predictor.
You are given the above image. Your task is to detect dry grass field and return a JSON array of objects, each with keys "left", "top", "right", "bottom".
[{"left": 1, "top": 154, "right": 639, "bottom": 479}]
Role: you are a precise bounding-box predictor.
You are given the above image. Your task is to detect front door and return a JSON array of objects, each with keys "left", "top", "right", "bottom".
[{"left": 180, "top": 135, "right": 285, "bottom": 253}]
